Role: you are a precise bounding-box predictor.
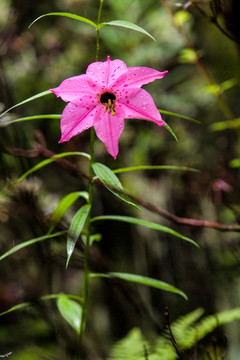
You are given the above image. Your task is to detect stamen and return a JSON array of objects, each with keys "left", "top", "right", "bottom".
[{"left": 100, "top": 92, "right": 116, "bottom": 116}]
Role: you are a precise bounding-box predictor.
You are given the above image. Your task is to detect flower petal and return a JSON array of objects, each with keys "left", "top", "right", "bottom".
[
  {"left": 126, "top": 67, "right": 168, "bottom": 87},
  {"left": 93, "top": 106, "right": 125, "bottom": 159},
  {"left": 119, "top": 88, "right": 165, "bottom": 125},
  {"left": 59, "top": 101, "right": 98, "bottom": 143},
  {"left": 50, "top": 74, "right": 96, "bottom": 102},
  {"left": 86, "top": 56, "right": 127, "bottom": 89}
]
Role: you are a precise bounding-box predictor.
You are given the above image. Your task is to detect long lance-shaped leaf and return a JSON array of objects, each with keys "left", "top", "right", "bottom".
[
  {"left": 49, "top": 191, "right": 89, "bottom": 234},
  {"left": 92, "top": 162, "right": 141, "bottom": 211},
  {"left": 0, "top": 114, "right": 61, "bottom": 127},
  {"left": 91, "top": 215, "right": 198, "bottom": 247},
  {"left": 113, "top": 165, "right": 199, "bottom": 174},
  {"left": 159, "top": 109, "right": 201, "bottom": 124},
  {"left": 29, "top": 12, "right": 97, "bottom": 29},
  {"left": 99, "top": 20, "right": 155, "bottom": 41},
  {"left": 90, "top": 272, "right": 187, "bottom": 300},
  {"left": 0, "top": 302, "right": 32, "bottom": 317},
  {"left": 0, "top": 231, "right": 67, "bottom": 261},
  {"left": 0, "top": 90, "right": 52, "bottom": 118},
  {"left": 66, "top": 204, "right": 91, "bottom": 268},
  {"left": 13, "top": 152, "right": 90, "bottom": 186},
  {"left": 57, "top": 294, "right": 82, "bottom": 334},
  {"left": 0, "top": 293, "right": 83, "bottom": 317}
]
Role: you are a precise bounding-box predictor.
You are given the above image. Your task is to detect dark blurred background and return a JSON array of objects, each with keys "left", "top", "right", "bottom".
[{"left": 1, "top": 0, "right": 240, "bottom": 359}]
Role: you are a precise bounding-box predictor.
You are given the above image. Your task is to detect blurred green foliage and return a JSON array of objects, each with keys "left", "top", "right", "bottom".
[{"left": 1, "top": 0, "right": 240, "bottom": 359}]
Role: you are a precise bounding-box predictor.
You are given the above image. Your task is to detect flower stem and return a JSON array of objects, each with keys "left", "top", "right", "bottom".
[
  {"left": 96, "top": 0, "right": 104, "bottom": 61},
  {"left": 78, "top": 127, "right": 95, "bottom": 350},
  {"left": 78, "top": 0, "right": 103, "bottom": 353}
]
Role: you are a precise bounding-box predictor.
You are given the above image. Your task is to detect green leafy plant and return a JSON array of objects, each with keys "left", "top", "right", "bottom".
[{"left": 109, "top": 307, "right": 240, "bottom": 360}]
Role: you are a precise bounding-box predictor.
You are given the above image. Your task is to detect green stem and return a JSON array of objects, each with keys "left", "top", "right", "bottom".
[
  {"left": 96, "top": 0, "right": 103, "bottom": 61},
  {"left": 78, "top": 127, "right": 95, "bottom": 348},
  {"left": 78, "top": 0, "right": 103, "bottom": 352}
]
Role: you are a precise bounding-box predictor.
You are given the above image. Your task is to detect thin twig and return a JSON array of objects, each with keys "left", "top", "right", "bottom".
[{"left": 4, "top": 136, "right": 240, "bottom": 233}]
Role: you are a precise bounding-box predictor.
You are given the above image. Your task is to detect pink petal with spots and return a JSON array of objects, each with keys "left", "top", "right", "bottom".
[
  {"left": 93, "top": 106, "right": 125, "bottom": 159},
  {"left": 119, "top": 88, "right": 165, "bottom": 125},
  {"left": 59, "top": 101, "right": 98, "bottom": 143},
  {"left": 126, "top": 67, "right": 168, "bottom": 87},
  {"left": 50, "top": 74, "right": 97, "bottom": 102},
  {"left": 86, "top": 56, "right": 127, "bottom": 89}
]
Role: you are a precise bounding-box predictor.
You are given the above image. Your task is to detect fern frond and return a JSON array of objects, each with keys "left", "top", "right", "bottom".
[{"left": 108, "top": 307, "right": 240, "bottom": 360}]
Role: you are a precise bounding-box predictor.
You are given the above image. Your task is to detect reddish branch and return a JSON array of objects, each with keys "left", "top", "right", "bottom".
[{"left": 6, "top": 131, "right": 240, "bottom": 233}]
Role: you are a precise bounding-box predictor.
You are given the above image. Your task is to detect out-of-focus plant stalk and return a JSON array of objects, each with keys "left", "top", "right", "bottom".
[{"left": 160, "top": 0, "right": 235, "bottom": 121}]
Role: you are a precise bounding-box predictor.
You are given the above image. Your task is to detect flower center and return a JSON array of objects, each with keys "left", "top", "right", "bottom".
[{"left": 100, "top": 92, "right": 116, "bottom": 116}]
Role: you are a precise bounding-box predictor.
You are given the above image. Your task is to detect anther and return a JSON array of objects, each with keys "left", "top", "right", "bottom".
[{"left": 100, "top": 92, "right": 116, "bottom": 116}]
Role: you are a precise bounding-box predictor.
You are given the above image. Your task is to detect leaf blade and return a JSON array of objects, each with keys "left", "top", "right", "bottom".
[
  {"left": 0, "top": 114, "right": 61, "bottom": 127},
  {"left": 0, "top": 90, "right": 52, "bottom": 118},
  {"left": 49, "top": 191, "right": 89, "bottom": 234},
  {"left": 29, "top": 12, "right": 97, "bottom": 29},
  {"left": 66, "top": 204, "right": 91, "bottom": 268},
  {"left": 99, "top": 20, "right": 155, "bottom": 41},
  {"left": 113, "top": 165, "right": 199, "bottom": 174},
  {"left": 0, "top": 231, "right": 66, "bottom": 261},
  {"left": 159, "top": 109, "right": 201, "bottom": 124},
  {"left": 13, "top": 152, "right": 90, "bottom": 186},
  {"left": 91, "top": 215, "right": 198, "bottom": 247},
  {"left": 92, "top": 162, "right": 141, "bottom": 210},
  {"left": 90, "top": 272, "right": 187, "bottom": 300},
  {"left": 57, "top": 295, "right": 82, "bottom": 334}
]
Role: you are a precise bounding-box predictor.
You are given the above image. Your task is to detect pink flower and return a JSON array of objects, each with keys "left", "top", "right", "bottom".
[{"left": 50, "top": 56, "right": 167, "bottom": 158}]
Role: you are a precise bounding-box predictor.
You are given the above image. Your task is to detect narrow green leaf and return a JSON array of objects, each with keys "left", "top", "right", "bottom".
[
  {"left": 0, "top": 231, "right": 66, "bottom": 261},
  {"left": 13, "top": 152, "right": 90, "bottom": 186},
  {"left": 29, "top": 12, "right": 97, "bottom": 29},
  {"left": 49, "top": 191, "right": 89, "bottom": 234},
  {"left": 0, "top": 90, "right": 52, "bottom": 118},
  {"left": 57, "top": 295, "right": 82, "bottom": 334},
  {"left": 99, "top": 20, "right": 155, "bottom": 41},
  {"left": 159, "top": 109, "right": 201, "bottom": 124},
  {"left": 91, "top": 215, "right": 198, "bottom": 247},
  {"left": 90, "top": 272, "right": 187, "bottom": 300},
  {"left": 0, "top": 114, "right": 61, "bottom": 127},
  {"left": 113, "top": 165, "right": 199, "bottom": 174},
  {"left": 92, "top": 162, "right": 141, "bottom": 210},
  {"left": 66, "top": 204, "right": 91, "bottom": 268},
  {"left": 0, "top": 302, "right": 32, "bottom": 317}
]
